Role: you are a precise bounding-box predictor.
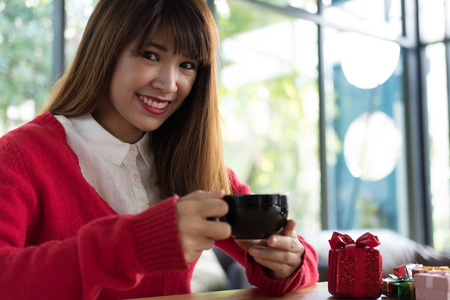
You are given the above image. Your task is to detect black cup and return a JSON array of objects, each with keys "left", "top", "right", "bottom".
[{"left": 221, "top": 194, "right": 288, "bottom": 240}]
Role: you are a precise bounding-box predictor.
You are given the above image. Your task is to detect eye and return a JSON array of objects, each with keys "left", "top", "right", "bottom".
[
  {"left": 180, "top": 61, "right": 197, "bottom": 70},
  {"left": 142, "top": 51, "right": 158, "bottom": 61}
]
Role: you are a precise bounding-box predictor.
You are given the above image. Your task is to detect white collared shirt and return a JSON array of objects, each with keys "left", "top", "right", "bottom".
[{"left": 55, "top": 114, "right": 160, "bottom": 215}]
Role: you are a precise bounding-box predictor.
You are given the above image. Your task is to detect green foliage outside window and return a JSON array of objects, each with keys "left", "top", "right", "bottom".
[{"left": 0, "top": 0, "right": 52, "bottom": 133}]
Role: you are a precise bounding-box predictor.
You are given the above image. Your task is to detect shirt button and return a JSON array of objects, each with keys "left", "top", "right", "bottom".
[{"left": 133, "top": 173, "right": 139, "bottom": 180}]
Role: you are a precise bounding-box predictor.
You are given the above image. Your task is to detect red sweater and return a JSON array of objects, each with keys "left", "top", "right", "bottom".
[{"left": 0, "top": 112, "right": 318, "bottom": 299}]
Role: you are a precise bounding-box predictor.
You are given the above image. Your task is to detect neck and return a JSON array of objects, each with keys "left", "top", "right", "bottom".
[{"left": 92, "top": 109, "right": 145, "bottom": 144}]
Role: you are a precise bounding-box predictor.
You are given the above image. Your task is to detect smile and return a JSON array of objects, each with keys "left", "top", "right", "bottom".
[{"left": 137, "top": 94, "right": 170, "bottom": 110}]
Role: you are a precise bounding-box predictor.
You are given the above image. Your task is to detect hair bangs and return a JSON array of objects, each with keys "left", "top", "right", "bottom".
[
  {"left": 167, "top": 11, "right": 213, "bottom": 66},
  {"left": 137, "top": 0, "right": 215, "bottom": 67}
]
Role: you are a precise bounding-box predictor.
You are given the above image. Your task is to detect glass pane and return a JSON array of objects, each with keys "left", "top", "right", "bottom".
[
  {"left": 323, "top": 28, "right": 408, "bottom": 233},
  {"left": 246, "top": 0, "right": 317, "bottom": 13},
  {"left": 0, "top": 0, "right": 53, "bottom": 133},
  {"left": 424, "top": 44, "right": 450, "bottom": 252},
  {"left": 65, "top": 0, "right": 98, "bottom": 65},
  {"left": 322, "top": 0, "right": 403, "bottom": 39},
  {"left": 418, "top": 0, "right": 445, "bottom": 43},
  {"left": 217, "top": 0, "right": 321, "bottom": 232}
]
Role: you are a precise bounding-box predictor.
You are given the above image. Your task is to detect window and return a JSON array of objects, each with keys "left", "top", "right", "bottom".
[
  {"left": 0, "top": 0, "right": 53, "bottom": 133},
  {"left": 64, "top": 0, "right": 97, "bottom": 64},
  {"left": 217, "top": 0, "right": 450, "bottom": 251},
  {"left": 417, "top": 0, "right": 450, "bottom": 252},
  {"left": 323, "top": 0, "right": 403, "bottom": 39},
  {"left": 424, "top": 43, "right": 450, "bottom": 251},
  {"left": 216, "top": 0, "right": 321, "bottom": 231},
  {"left": 250, "top": 0, "right": 318, "bottom": 13},
  {"left": 322, "top": 28, "right": 407, "bottom": 233}
]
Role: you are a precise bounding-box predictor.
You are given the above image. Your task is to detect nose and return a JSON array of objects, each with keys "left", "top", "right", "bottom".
[{"left": 151, "top": 65, "right": 178, "bottom": 94}]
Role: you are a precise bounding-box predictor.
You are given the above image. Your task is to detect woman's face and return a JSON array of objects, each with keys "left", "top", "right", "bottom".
[{"left": 93, "top": 28, "right": 198, "bottom": 143}]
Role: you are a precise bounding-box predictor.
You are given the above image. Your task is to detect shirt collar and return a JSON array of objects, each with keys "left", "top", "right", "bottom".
[
  {"left": 68, "top": 114, "right": 152, "bottom": 167},
  {"left": 136, "top": 133, "right": 153, "bottom": 167}
]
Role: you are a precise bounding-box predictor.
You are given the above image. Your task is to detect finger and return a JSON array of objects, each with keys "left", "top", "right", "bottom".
[
  {"left": 280, "top": 219, "right": 296, "bottom": 237},
  {"left": 180, "top": 217, "right": 230, "bottom": 241},
  {"left": 199, "top": 198, "right": 229, "bottom": 219},
  {"left": 251, "top": 256, "right": 297, "bottom": 279},
  {"left": 201, "top": 219, "right": 231, "bottom": 240},
  {"left": 267, "top": 236, "right": 302, "bottom": 253},
  {"left": 197, "top": 189, "right": 225, "bottom": 200},
  {"left": 249, "top": 245, "right": 301, "bottom": 267},
  {"left": 177, "top": 197, "right": 228, "bottom": 219},
  {"left": 178, "top": 210, "right": 231, "bottom": 238},
  {"left": 182, "top": 238, "right": 215, "bottom": 263},
  {"left": 182, "top": 190, "right": 227, "bottom": 218},
  {"left": 266, "top": 220, "right": 298, "bottom": 249},
  {"left": 182, "top": 236, "right": 214, "bottom": 253},
  {"left": 185, "top": 189, "right": 225, "bottom": 200},
  {"left": 235, "top": 239, "right": 266, "bottom": 252},
  {"left": 211, "top": 189, "right": 226, "bottom": 198}
]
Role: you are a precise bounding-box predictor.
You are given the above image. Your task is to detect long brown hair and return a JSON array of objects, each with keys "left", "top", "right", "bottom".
[{"left": 42, "top": 0, "right": 230, "bottom": 198}]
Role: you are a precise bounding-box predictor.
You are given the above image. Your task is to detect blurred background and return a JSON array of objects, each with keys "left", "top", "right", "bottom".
[{"left": 0, "top": 0, "right": 449, "bottom": 253}]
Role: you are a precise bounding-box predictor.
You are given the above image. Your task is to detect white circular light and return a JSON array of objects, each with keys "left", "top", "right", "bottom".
[
  {"left": 341, "top": 33, "right": 400, "bottom": 89},
  {"left": 344, "top": 111, "right": 402, "bottom": 181}
]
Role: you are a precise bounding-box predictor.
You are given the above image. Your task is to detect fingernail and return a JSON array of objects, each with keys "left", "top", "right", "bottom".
[{"left": 271, "top": 236, "right": 278, "bottom": 245}]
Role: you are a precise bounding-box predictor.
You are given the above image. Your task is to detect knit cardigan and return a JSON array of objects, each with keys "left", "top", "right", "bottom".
[{"left": 0, "top": 112, "right": 318, "bottom": 300}]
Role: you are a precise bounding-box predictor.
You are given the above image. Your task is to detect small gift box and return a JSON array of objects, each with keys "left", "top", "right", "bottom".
[
  {"left": 411, "top": 265, "right": 450, "bottom": 277},
  {"left": 382, "top": 277, "right": 415, "bottom": 299},
  {"left": 394, "top": 264, "right": 420, "bottom": 278},
  {"left": 328, "top": 232, "right": 382, "bottom": 298},
  {"left": 381, "top": 264, "right": 416, "bottom": 299},
  {"left": 414, "top": 271, "right": 450, "bottom": 300}
]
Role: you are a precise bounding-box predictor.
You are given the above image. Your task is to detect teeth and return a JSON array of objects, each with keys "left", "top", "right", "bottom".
[{"left": 138, "top": 95, "right": 169, "bottom": 110}]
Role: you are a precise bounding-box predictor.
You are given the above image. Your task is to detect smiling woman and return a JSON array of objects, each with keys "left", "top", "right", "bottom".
[{"left": 42, "top": 0, "right": 226, "bottom": 199}]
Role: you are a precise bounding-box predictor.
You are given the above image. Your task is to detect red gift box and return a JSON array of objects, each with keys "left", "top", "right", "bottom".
[{"left": 328, "top": 232, "right": 383, "bottom": 298}]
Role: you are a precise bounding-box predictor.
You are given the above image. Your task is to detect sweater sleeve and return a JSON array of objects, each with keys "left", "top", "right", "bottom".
[
  {"left": 0, "top": 137, "right": 187, "bottom": 300},
  {"left": 215, "top": 169, "right": 319, "bottom": 296}
]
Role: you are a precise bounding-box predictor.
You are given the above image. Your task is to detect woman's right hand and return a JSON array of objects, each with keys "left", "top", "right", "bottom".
[{"left": 176, "top": 190, "right": 231, "bottom": 263}]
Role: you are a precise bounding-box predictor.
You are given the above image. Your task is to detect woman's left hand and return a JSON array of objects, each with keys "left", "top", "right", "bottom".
[{"left": 236, "top": 219, "right": 304, "bottom": 279}]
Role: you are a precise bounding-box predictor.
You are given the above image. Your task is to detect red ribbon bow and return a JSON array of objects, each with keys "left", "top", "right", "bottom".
[
  {"left": 328, "top": 232, "right": 380, "bottom": 298},
  {"left": 329, "top": 231, "right": 380, "bottom": 250}
]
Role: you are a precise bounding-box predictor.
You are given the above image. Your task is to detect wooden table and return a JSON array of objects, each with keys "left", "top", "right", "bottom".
[{"left": 129, "top": 282, "right": 391, "bottom": 299}]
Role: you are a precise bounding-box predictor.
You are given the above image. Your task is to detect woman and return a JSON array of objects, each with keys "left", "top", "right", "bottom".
[{"left": 0, "top": 0, "right": 319, "bottom": 299}]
